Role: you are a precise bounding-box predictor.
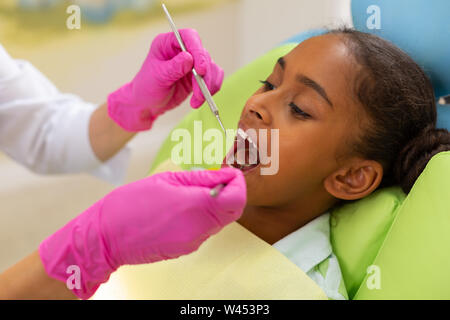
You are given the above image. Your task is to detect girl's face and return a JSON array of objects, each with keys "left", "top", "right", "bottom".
[{"left": 223, "top": 34, "right": 365, "bottom": 209}]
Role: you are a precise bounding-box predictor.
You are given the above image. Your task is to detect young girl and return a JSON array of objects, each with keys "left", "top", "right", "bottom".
[
  {"left": 222, "top": 27, "right": 450, "bottom": 299},
  {"left": 3, "top": 28, "right": 449, "bottom": 300}
]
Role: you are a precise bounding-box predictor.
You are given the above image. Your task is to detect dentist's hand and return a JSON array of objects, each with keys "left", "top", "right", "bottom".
[
  {"left": 38, "top": 168, "right": 246, "bottom": 299},
  {"left": 107, "top": 28, "right": 224, "bottom": 131}
]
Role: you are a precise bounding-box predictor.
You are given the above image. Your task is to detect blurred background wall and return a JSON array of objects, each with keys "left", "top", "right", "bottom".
[{"left": 0, "top": 0, "right": 351, "bottom": 272}]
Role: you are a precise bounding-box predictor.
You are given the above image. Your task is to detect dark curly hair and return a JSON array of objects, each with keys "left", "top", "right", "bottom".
[{"left": 328, "top": 28, "right": 450, "bottom": 194}]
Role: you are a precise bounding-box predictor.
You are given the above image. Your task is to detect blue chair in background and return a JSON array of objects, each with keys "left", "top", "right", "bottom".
[{"left": 351, "top": 0, "right": 450, "bottom": 129}]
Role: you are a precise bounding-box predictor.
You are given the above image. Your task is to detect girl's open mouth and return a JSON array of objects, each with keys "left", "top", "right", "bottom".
[{"left": 223, "top": 128, "right": 260, "bottom": 173}]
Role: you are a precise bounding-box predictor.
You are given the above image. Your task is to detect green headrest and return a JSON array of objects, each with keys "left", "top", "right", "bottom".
[
  {"left": 149, "top": 44, "right": 450, "bottom": 299},
  {"left": 352, "top": 152, "right": 450, "bottom": 299},
  {"left": 330, "top": 187, "right": 406, "bottom": 298}
]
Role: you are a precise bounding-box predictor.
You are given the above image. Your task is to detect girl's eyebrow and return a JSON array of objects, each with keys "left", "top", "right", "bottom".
[
  {"left": 296, "top": 75, "right": 334, "bottom": 108},
  {"left": 277, "top": 57, "right": 334, "bottom": 108}
]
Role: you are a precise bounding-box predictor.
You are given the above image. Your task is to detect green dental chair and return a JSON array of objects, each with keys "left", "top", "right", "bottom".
[{"left": 149, "top": 0, "right": 450, "bottom": 299}]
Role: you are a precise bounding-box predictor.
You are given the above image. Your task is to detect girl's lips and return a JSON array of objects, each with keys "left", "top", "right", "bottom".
[
  {"left": 221, "top": 157, "right": 261, "bottom": 175},
  {"left": 239, "top": 161, "right": 261, "bottom": 175}
]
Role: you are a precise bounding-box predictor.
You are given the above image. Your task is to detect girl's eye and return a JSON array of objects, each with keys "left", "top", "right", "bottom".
[
  {"left": 259, "top": 80, "right": 311, "bottom": 119},
  {"left": 289, "top": 102, "right": 311, "bottom": 119},
  {"left": 259, "top": 80, "right": 275, "bottom": 91}
]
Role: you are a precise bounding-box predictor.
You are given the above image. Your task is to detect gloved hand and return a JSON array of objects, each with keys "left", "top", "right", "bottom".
[
  {"left": 38, "top": 168, "right": 246, "bottom": 300},
  {"left": 107, "top": 28, "right": 224, "bottom": 131}
]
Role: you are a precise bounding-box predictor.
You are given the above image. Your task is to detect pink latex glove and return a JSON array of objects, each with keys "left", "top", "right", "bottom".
[
  {"left": 38, "top": 168, "right": 246, "bottom": 299},
  {"left": 107, "top": 28, "right": 224, "bottom": 131}
]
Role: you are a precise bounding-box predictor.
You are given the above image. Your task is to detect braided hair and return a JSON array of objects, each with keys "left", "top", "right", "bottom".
[{"left": 328, "top": 28, "right": 450, "bottom": 193}]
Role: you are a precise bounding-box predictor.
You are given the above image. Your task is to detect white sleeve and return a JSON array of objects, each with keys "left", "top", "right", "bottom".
[{"left": 0, "top": 44, "right": 130, "bottom": 185}]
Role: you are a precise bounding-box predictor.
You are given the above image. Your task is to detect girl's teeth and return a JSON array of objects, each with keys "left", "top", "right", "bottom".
[
  {"left": 232, "top": 128, "right": 260, "bottom": 171},
  {"left": 237, "top": 128, "right": 257, "bottom": 150},
  {"left": 237, "top": 128, "right": 248, "bottom": 140}
]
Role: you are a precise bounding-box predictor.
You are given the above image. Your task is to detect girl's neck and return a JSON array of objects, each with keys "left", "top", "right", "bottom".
[
  {"left": 237, "top": 205, "right": 312, "bottom": 245},
  {"left": 237, "top": 195, "right": 337, "bottom": 245}
]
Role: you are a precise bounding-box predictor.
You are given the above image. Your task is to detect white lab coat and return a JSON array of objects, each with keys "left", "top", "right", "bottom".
[{"left": 0, "top": 44, "right": 130, "bottom": 185}]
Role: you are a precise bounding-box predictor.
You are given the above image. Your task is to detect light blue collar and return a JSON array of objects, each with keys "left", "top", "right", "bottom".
[{"left": 272, "top": 213, "right": 332, "bottom": 274}]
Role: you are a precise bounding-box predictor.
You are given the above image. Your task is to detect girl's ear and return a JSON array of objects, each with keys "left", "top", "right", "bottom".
[{"left": 323, "top": 159, "right": 384, "bottom": 200}]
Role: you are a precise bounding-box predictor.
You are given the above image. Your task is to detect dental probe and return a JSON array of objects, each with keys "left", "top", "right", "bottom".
[
  {"left": 162, "top": 3, "right": 227, "bottom": 137},
  {"left": 210, "top": 183, "right": 225, "bottom": 197}
]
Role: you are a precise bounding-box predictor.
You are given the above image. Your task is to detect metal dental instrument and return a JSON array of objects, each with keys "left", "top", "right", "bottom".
[
  {"left": 209, "top": 183, "right": 225, "bottom": 198},
  {"left": 162, "top": 3, "right": 227, "bottom": 136}
]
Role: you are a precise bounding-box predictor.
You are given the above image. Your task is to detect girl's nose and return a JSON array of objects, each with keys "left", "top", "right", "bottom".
[
  {"left": 245, "top": 96, "right": 273, "bottom": 127},
  {"left": 250, "top": 108, "right": 263, "bottom": 120}
]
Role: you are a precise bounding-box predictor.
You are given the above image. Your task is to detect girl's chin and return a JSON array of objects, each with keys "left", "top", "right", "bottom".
[
  {"left": 221, "top": 164, "right": 270, "bottom": 207},
  {"left": 221, "top": 161, "right": 258, "bottom": 197}
]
